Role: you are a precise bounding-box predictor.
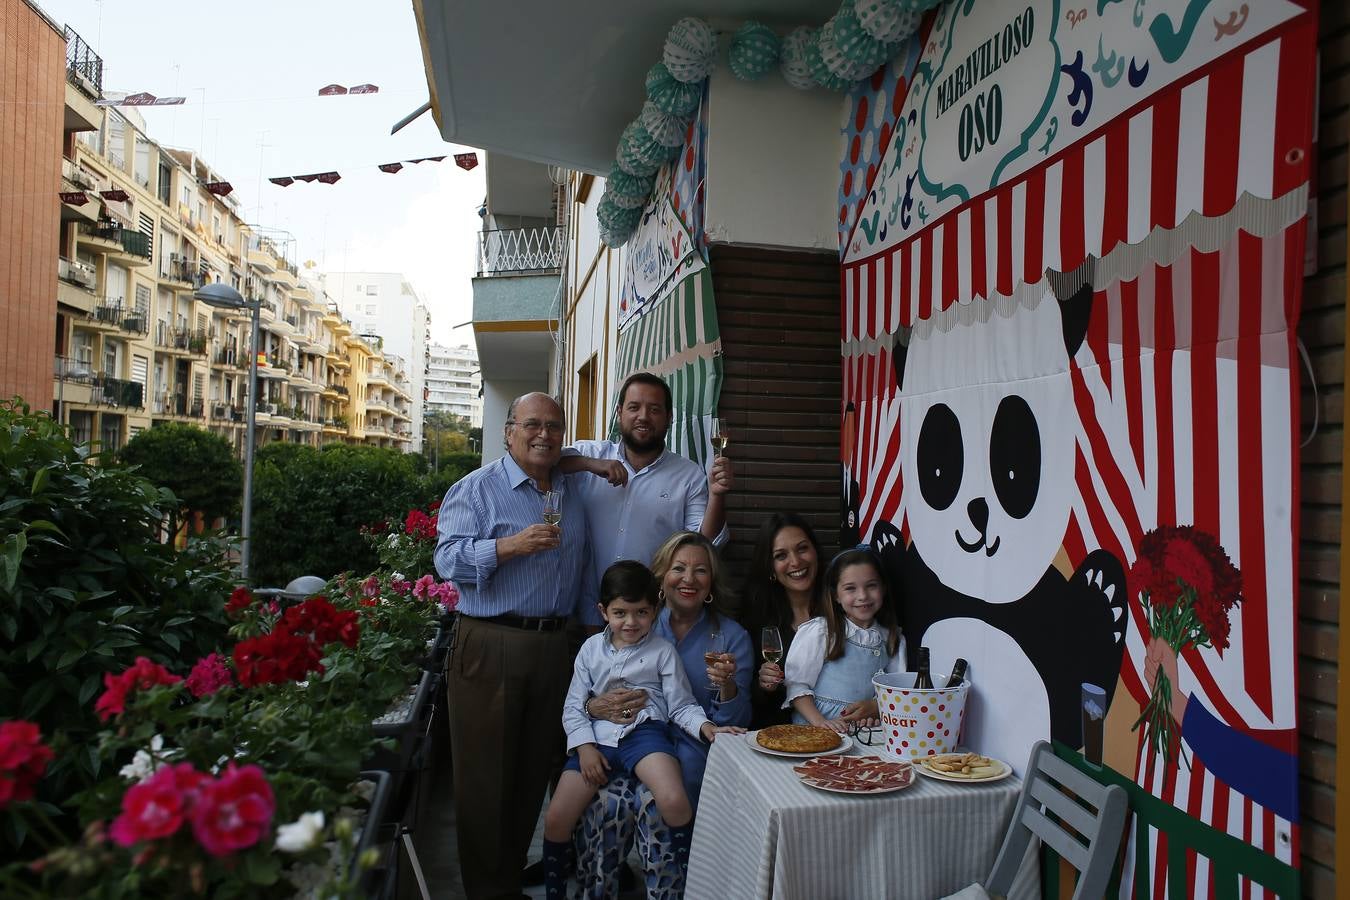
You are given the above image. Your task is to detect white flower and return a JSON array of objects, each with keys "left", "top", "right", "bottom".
[
  {"left": 119, "top": 734, "right": 174, "bottom": 782},
  {"left": 276, "top": 810, "right": 326, "bottom": 853},
  {"left": 386, "top": 533, "right": 400, "bottom": 546},
  {"left": 391, "top": 571, "right": 405, "bottom": 582}
]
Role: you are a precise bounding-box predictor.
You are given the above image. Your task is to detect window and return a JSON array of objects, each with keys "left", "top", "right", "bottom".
[
  {"left": 576, "top": 354, "right": 597, "bottom": 440},
  {"left": 366, "top": 285, "right": 378, "bottom": 296},
  {"left": 365, "top": 304, "right": 377, "bottom": 315},
  {"left": 158, "top": 162, "right": 172, "bottom": 205}
]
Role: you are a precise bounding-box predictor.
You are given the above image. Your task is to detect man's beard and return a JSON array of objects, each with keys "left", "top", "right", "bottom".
[{"left": 621, "top": 427, "right": 665, "bottom": 455}]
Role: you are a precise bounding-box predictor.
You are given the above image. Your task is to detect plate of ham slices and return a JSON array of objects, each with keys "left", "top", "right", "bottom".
[{"left": 791, "top": 754, "right": 915, "bottom": 795}]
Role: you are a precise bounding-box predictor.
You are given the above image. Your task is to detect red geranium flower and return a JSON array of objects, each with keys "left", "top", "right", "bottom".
[
  {"left": 233, "top": 630, "right": 324, "bottom": 687},
  {"left": 279, "top": 597, "right": 360, "bottom": 649},
  {"left": 225, "top": 587, "right": 254, "bottom": 615},
  {"left": 190, "top": 763, "right": 274, "bottom": 857},
  {"left": 0, "top": 720, "right": 54, "bottom": 809},
  {"left": 95, "top": 657, "right": 183, "bottom": 721},
  {"left": 109, "top": 763, "right": 208, "bottom": 847},
  {"left": 185, "top": 653, "right": 234, "bottom": 698}
]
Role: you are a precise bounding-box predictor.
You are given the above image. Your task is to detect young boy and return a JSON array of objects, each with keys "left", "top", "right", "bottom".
[{"left": 543, "top": 560, "right": 741, "bottom": 896}]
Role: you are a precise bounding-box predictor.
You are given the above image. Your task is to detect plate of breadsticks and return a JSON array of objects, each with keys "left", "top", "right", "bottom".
[{"left": 913, "top": 751, "right": 1010, "bottom": 783}]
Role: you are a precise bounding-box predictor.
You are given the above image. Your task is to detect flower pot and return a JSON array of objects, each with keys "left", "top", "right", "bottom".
[
  {"left": 366, "top": 668, "right": 441, "bottom": 831},
  {"left": 353, "top": 769, "right": 394, "bottom": 895}
]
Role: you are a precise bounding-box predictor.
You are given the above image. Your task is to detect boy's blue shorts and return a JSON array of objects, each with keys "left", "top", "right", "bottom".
[{"left": 564, "top": 721, "right": 676, "bottom": 775}]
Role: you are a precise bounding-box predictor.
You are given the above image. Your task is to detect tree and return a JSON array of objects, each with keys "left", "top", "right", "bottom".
[{"left": 118, "top": 423, "right": 242, "bottom": 538}]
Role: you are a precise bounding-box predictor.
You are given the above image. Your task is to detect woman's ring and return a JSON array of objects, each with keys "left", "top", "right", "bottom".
[{"left": 622, "top": 708, "right": 632, "bottom": 717}]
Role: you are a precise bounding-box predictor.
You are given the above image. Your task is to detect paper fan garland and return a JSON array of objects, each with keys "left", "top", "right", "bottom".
[
  {"left": 616, "top": 122, "right": 663, "bottom": 177},
  {"left": 780, "top": 27, "right": 819, "bottom": 90},
  {"left": 819, "top": 16, "right": 876, "bottom": 82},
  {"left": 663, "top": 17, "right": 717, "bottom": 84},
  {"left": 598, "top": 194, "right": 643, "bottom": 247},
  {"left": 831, "top": 3, "right": 896, "bottom": 75},
  {"left": 607, "top": 162, "right": 655, "bottom": 208},
  {"left": 645, "top": 62, "right": 702, "bottom": 117},
  {"left": 640, "top": 102, "right": 690, "bottom": 149},
  {"left": 854, "top": 0, "right": 924, "bottom": 44},
  {"left": 729, "top": 21, "right": 781, "bottom": 81},
  {"left": 808, "top": 25, "right": 856, "bottom": 91}
]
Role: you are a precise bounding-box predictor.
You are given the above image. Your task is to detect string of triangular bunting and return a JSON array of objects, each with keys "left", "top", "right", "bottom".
[{"left": 268, "top": 152, "right": 477, "bottom": 187}]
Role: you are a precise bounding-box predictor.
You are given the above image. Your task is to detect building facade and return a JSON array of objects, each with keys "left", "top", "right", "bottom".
[
  {"left": 321, "top": 271, "right": 430, "bottom": 451},
  {"left": 425, "top": 342, "right": 481, "bottom": 427}
]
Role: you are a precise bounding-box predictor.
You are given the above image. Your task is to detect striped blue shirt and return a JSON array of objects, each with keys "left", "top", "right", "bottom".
[{"left": 434, "top": 454, "right": 589, "bottom": 619}]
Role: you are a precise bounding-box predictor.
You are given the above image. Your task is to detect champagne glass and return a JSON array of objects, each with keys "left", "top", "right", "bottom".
[
  {"left": 760, "top": 627, "right": 783, "bottom": 667},
  {"left": 710, "top": 418, "right": 728, "bottom": 457},
  {"left": 703, "top": 631, "right": 725, "bottom": 692},
  {"left": 541, "top": 490, "right": 561, "bottom": 527}
]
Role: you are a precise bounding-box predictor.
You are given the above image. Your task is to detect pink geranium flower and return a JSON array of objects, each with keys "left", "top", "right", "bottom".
[
  {"left": 412, "top": 574, "right": 436, "bottom": 599},
  {"left": 190, "top": 763, "right": 274, "bottom": 857},
  {"left": 185, "top": 654, "right": 234, "bottom": 698},
  {"left": 109, "top": 763, "right": 208, "bottom": 847},
  {"left": 360, "top": 575, "right": 381, "bottom": 599},
  {"left": 95, "top": 657, "right": 182, "bottom": 722}
]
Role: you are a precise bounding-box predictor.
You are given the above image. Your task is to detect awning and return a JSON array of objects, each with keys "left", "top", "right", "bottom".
[{"left": 101, "top": 197, "right": 134, "bottom": 227}]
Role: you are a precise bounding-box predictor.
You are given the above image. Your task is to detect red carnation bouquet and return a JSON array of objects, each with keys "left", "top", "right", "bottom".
[{"left": 1129, "top": 525, "right": 1243, "bottom": 766}]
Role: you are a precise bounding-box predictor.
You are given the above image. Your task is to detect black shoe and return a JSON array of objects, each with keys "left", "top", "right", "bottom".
[
  {"left": 618, "top": 861, "right": 637, "bottom": 891},
  {"left": 522, "top": 859, "right": 545, "bottom": 887}
]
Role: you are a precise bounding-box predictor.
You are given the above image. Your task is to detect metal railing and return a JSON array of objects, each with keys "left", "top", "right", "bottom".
[
  {"left": 100, "top": 376, "right": 144, "bottom": 410},
  {"left": 215, "top": 347, "right": 238, "bottom": 367},
  {"left": 54, "top": 355, "right": 96, "bottom": 382},
  {"left": 58, "top": 256, "right": 96, "bottom": 290},
  {"left": 475, "top": 226, "right": 563, "bottom": 276},
  {"left": 64, "top": 27, "right": 103, "bottom": 97},
  {"left": 62, "top": 158, "right": 99, "bottom": 191},
  {"left": 80, "top": 223, "right": 151, "bottom": 260},
  {"left": 163, "top": 256, "right": 204, "bottom": 287}
]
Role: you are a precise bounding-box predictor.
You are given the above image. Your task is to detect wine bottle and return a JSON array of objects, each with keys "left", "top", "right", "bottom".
[
  {"left": 945, "top": 657, "right": 969, "bottom": 688},
  {"left": 914, "top": 646, "right": 933, "bottom": 689}
]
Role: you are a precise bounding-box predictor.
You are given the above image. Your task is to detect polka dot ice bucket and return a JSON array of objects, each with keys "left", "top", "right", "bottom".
[{"left": 872, "top": 671, "right": 969, "bottom": 760}]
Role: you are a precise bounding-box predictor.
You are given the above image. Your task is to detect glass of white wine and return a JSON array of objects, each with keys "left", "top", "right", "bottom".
[
  {"left": 541, "top": 490, "right": 561, "bottom": 526},
  {"left": 710, "top": 418, "right": 728, "bottom": 457},
  {"left": 761, "top": 626, "right": 783, "bottom": 667},
  {"left": 703, "top": 631, "right": 725, "bottom": 692}
]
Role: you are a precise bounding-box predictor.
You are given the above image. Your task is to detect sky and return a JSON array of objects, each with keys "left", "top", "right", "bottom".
[{"left": 42, "top": 0, "right": 486, "bottom": 348}]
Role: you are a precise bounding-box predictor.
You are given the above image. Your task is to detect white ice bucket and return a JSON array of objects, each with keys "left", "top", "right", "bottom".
[{"left": 872, "top": 671, "right": 970, "bottom": 760}]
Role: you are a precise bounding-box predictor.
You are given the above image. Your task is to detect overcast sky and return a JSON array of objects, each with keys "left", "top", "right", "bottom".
[{"left": 42, "top": 0, "right": 485, "bottom": 348}]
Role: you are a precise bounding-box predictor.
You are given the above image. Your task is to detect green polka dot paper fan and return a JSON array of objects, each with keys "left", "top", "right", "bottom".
[
  {"left": 664, "top": 17, "right": 717, "bottom": 84},
  {"left": 645, "top": 62, "right": 702, "bottom": 117},
  {"left": 597, "top": 194, "right": 643, "bottom": 235},
  {"left": 832, "top": 2, "right": 896, "bottom": 73},
  {"left": 599, "top": 217, "right": 638, "bottom": 249},
  {"left": 820, "top": 16, "right": 877, "bottom": 82},
  {"left": 729, "top": 21, "right": 781, "bottom": 82},
  {"left": 640, "top": 102, "right": 689, "bottom": 149},
  {"left": 607, "top": 162, "right": 655, "bottom": 207},
  {"left": 780, "top": 26, "right": 818, "bottom": 90},
  {"left": 854, "top": 0, "right": 924, "bottom": 43},
  {"left": 808, "top": 24, "right": 855, "bottom": 91},
  {"left": 615, "top": 122, "right": 662, "bottom": 177}
]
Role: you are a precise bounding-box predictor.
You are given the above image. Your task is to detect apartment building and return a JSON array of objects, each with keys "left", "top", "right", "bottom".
[
  {"left": 322, "top": 271, "right": 430, "bottom": 452},
  {"left": 52, "top": 86, "right": 407, "bottom": 454},
  {"left": 425, "top": 342, "right": 481, "bottom": 427}
]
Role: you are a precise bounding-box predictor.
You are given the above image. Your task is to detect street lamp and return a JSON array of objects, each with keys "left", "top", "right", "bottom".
[{"left": 195, "top": 282, "right": 261, "bottom": 584}]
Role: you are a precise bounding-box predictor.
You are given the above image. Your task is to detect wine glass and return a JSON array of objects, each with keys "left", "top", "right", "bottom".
[
  {"left": 760, "top": 627, "right": 783, "bottom": 668},
  {"left": 703, "top": 631, "right": 725, "bottom": 692},
  {"left": 541, "top": 490, "right": 561, "bottom": 527},
  {"left": 710, "top": 418, "right": 727, "bottom": 457}
]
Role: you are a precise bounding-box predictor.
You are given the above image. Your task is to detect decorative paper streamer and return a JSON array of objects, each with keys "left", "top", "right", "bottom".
[
  {"left": 316, "top": 172, "right": 340, "bottom": 184},
  {"left": 348, "top": 84, "right": 379, "bottom": 95},
  {"left": 204, "top": 181, "right": 233, "bottom": 197},
  {"left": 59, "top": 191, "right": 90, "bottom": 205},
  {"left": 640, "top": 102, "right": 689, "bottom": 149},
  {"left": 269, "top": 177, "right": 295, "bottom": 187},
  {"left": 95, "top": 92, "right": 185, "bottom": 107},
  {"left": 267, "top": 154, "right": 460, "bottom": 185},
  {"left": 317, "top": 83, "right": 379, "bottom": 96},
  {"left": 729, "top": 21, "right": 781, "bottom": 81},
  {"left": 100, "top": 188, "right": 129, "bottom": 202},
  {"left": 854, "top": 0, "right": 924, "bottom": 44},
  {"left": 378, "top": 163, "right": 403, "bottom": 174},
  {"left": 663, "top": 17, "right": 717, "bottom": 84},
  {"left": 645, "top": 62, "right": 702, "bottom": 117},
  {"left": 781, "top": 27, "right": 819, "bottom": 90},
  {"left": 454, "top": 152, "right": 479, "bottom": 170}
]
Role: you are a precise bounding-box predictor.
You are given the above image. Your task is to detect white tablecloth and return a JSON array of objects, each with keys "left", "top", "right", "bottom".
[{"left": 686, "top": 735, "right": 1041, "bottom": 900}]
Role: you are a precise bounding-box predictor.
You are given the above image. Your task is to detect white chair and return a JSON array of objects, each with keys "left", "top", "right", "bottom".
[{"left": 941, "top": 740, "right": 1127, "bottom": 900}]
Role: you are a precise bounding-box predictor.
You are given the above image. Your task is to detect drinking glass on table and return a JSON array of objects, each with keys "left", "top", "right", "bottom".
[
  {"left": 541, "top": 490, "right": 561, "bottom": 526},
  {"left": 710, "top": 418, "right": 728, "bottom": 457},
  {"left": 704, "top": 631, "right": 726, "bottom": 692}
]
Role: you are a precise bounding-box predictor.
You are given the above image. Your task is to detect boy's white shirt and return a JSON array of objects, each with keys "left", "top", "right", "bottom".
[
  {"left": 782, "top": 616, "right": 907, "bottom": 707},
  {"left": 562, "top": 627, "right": 710, "bottom": 753}
]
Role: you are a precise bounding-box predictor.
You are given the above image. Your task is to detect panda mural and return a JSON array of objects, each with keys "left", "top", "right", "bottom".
[{"left": 871, "top": 268, "right": 1128, "bottom": 769}]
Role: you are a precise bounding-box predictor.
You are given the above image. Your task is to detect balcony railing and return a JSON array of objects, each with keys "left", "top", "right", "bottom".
[
  {"left": 215, "top": 347, "right": 239, "bottom": 367},
  {"left": 79, "top": 223, "right": 152, "bottom": 260},
  {"left": 62, "top": 158, "right": 99, "bottom": 191},
  {"left": 99, "top": 376, "right": 144, "bottom": 410},
  {"left": 54, "top": 355, "right": 97, "bottom": 383},
  {"left": 163, "top": 256, "right": 204, "bottom": 287},
  {"left": 64, "top": 27, "right": 103, "bottom": 98},
  {"left": 475, "top": 226, "right": 563, "bottom": 276},
  {"left": 58, "top": 256, "right": 96, "bottom": 290}
]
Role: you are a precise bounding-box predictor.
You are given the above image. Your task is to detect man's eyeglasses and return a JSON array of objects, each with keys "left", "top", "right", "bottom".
[
  {"left": 508, "top": 419, "right": 564, "bottom": 434},
  {"left": 846, "top": 722, "right": 882, "bottom": 746}
]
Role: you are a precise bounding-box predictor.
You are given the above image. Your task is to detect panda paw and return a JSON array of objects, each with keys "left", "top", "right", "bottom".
[
  {"left": 870, "top": 521, "right": 903, "bottom": 558},
  {"left": 1071, "top": 549, "right": 1128, "bottom": 652}
]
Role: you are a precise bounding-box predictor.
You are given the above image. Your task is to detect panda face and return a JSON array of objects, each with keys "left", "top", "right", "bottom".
[{"left": 900, "top": 290, "right": 1077, "bottom": 603}]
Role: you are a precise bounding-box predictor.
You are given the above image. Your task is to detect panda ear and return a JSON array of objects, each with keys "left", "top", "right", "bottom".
[
  {"left": 890, "top": 327, "right": 912, "bottom": 390},
  {"left": 1047, "top": 260, "right": 1096, "bottom": 357}
]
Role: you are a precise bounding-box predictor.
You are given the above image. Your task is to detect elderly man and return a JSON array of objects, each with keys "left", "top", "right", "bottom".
[{"left": 435, "top": 392, "right": 588, "bottom": 899}]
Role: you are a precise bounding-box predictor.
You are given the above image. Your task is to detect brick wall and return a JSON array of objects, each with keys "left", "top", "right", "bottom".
[
  {"left": 710, "top": 245, "right": 842, "bottom": 580},
  {"left": 1298, "top": 6, "right": 1348, "bottom": 897},
  {"left": 0, "top": 0, "right": 63, "bottom": 407}
]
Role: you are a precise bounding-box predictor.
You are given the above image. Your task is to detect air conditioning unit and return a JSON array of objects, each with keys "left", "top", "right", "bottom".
[{"left": 71, "top": 70, "right": 99, "bottom": 98}]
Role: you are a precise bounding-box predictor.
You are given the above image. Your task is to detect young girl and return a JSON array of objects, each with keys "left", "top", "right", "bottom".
[
  {"left": 544, "top": 561, "right": 741, "bottom": 897},
  {"left": 783, "top": 548, "right": 906, "bottom": 731}
]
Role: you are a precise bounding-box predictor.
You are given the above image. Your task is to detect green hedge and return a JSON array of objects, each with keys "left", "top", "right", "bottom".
[{"left": 250, "top": 443, "right": 475, "bottom": 586}]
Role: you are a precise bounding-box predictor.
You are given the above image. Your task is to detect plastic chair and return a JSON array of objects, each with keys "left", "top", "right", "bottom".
[{"left": 941, "top": 740, "right": 1128, "bottom": 900}]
